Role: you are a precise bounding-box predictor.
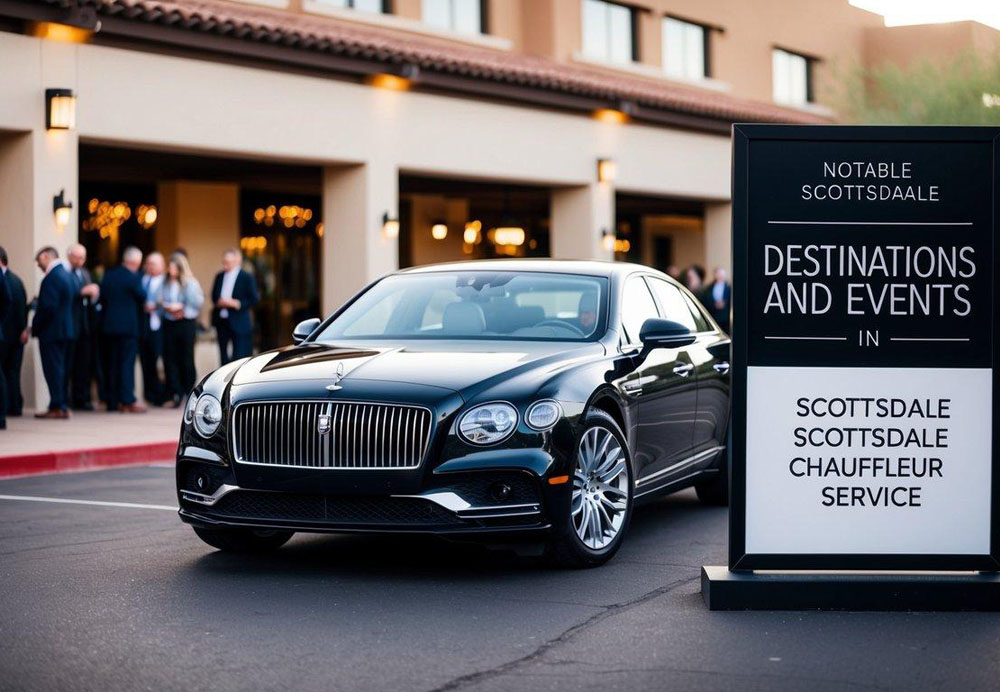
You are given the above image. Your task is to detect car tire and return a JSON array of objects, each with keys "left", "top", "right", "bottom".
[
  {"left": 548, "top": 408, "right": 633, "bottom": 569},
  {"left": 695, "top": 431, "right": 730, "bottom": 506},
  {"left": 192, "top": 527, "right": 294, "bottom": 553}
]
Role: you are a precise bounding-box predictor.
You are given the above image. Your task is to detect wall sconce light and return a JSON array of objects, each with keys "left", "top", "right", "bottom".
[
  {"left": 45, "top": 88, "right": 76, "bottom": 130},
  {"left": 597, "top": 158, "right": 616, "bottom": 183},
  {"left": 601, "top": 228, "right": 616, "bottom": 252},
  {"left": 431, "top": 221, "right": 448, "bottom": 241},
  {"left": 382, "top": 212, "right": 400, "bottom": 239},
  {"left": 53, "top": 189, "right": 73, "bottom": 230}
]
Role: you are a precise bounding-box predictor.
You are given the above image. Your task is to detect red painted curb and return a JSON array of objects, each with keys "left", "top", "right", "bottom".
[{"left": 0, "top": 441, "right": 178, "bottom": 478}]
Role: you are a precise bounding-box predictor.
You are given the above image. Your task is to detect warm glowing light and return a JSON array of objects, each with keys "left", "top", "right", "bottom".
[
  {"left": 613, "top": 238, "right": 631, "bottom": 253},
  {"left": 548, "top": 475, "right": 570, "bottom": 485},
  {"left": 492, "top": 227, "right": 525, "bottom": 247},
  {"left": 382, "top": 213, "right": 399, "bottom": 239},
  {"left": 597, "top": 158, "right": 616, "bottom": 183},
  {"left": 368, "top": 73, "right": 410, "bottom": 91},
  {"left": 431, "top": 223, "right": 448, "bottom": 240},
  {"left": 254, "top": 204, "right": 314, "bottom": 229},
  {"left": 240, "top": 235, "right": 268, "bottom": 253},
  {"left": 593, "top": 108, "right": 627, "bottom": 124},
  {"left": 601, "top": 231, "right": 616, "bottom": 252},
  {"left": 463, "top": 220, "right": 482, "bottom": 244},
  {"left": 316, "top": 222, "right": 325, "bottom": 238},
  {"left": 137, "top": 205, "right": 158, "bottom": 229},
  {"left": 55, "top": 206, "right": 71, "bottom": 229},
  {"left": 46, "top": 89, "right": 76, "bottom": 130},
  {"left": 53, "top": 189, "right": 72, "bottom": 231},
  {"left": 31, "top": 22, "right": 92, "bottom": 43}
]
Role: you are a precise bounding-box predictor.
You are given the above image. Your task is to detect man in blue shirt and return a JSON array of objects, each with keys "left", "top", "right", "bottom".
[
  {"left": 99, "top": 246, "right": 147, "bottom": 413},
  {"left": 29, "top": 247, "right": 75, "bottom": 419}
]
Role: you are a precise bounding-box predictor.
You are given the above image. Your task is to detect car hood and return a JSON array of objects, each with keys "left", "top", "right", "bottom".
[{"left": 230, "top": 340, "right": 604, "bottom": 396}]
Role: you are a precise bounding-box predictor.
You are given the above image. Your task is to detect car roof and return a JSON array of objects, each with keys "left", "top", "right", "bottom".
[{"left": 396, "top": 258, "right": 666, "bottom": 280}]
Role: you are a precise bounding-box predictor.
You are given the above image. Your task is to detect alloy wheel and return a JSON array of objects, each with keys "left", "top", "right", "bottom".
[{"left": 571, "top": 426, "right": 629, "bottom": 550}]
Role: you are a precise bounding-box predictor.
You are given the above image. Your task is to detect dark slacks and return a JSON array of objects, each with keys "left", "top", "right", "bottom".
[
  {"left": 68, "top": 332, "right": 96, "bottom": 407},
  {"left": 104, "top": 334, "right": 138, "bottom": 409},
  {"left": 163, "top": 318, "right": 197, "bottom": 402},
  {"left": 139, "top": 328, "right": 165, "bottom": 405},
  {"left": 39, "top": 338, "right": 69, "bottom": 411},
  {"left": 217, "top": 321, "right": 252, "bottom": 365},
  {"left": 0, "top": 341, "right": 7, "bottom": 424},
  {"left": 2, "top": 340, "right": 23, "bottom": 415}
]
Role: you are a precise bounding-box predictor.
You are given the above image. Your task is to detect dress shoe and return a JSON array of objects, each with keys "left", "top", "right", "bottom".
[
  {"left": 119, "top": 403, "right": 148, "bottom": 414},
  {"left": 34, "top": 410, "right": 69, "bottom": 420}
]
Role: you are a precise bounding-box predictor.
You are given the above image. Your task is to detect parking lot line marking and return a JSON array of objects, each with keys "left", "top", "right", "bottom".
[{"left": 0, "top": 494, "right": 177, "bottom": 511}]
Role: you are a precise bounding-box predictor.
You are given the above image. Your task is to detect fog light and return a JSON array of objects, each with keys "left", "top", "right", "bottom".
[{"left": 490, "top": 483, "right": 512, "bottom": 502}]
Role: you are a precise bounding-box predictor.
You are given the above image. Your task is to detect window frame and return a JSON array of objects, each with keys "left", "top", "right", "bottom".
[
  {"left": 772, "top": 47, "right": 815, "bottom": 106},
  {"left": 313, "top": 0, "right": 391, "bottom": 11},
  {"left": 423, "top": 0, "right": 487, "bottom": 35},
  {"left": 581, "top": 0, "right": 639, "bottom": 65},
  {"left": 661, "top": 14, "right": 711, "bottom": 80}
]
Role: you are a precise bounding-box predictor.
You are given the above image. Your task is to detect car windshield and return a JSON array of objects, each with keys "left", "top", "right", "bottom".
[{"left": 315, "top": 271, "right": 608, "bottom": 342}]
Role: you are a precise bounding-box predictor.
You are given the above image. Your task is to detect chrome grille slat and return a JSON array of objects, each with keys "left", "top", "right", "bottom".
[{"left": 232, "top": 401, "right": 432, "bottom": 470}]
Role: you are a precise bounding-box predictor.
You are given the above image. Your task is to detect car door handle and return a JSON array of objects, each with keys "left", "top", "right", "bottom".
[
  {"left": 672, "top": 363, "right": 694, "bottom": 377},
  {"left": 713, "top": 362, "right": 730, "bottom": 374}
]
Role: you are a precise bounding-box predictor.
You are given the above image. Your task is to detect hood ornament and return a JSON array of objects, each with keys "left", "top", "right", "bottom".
[{"left": 325, "top": 361, "right": 345, "bottom": 391}]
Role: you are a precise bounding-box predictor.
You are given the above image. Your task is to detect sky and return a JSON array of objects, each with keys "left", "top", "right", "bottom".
[{"left": 850, "top": 0, "right": 1000, "bottom": 30}]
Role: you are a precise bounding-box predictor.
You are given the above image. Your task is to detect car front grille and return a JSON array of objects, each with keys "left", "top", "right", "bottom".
[
  {"left": 232, "top": 401, "right": 433, "bottom": 470},
  {"left": 202, "top": 490, "right": 463, "bottom": 526}
]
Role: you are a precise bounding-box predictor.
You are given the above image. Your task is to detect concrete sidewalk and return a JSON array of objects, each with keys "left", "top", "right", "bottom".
[{"left": 0, "top": 407, "right": 181, "bottom": 477}]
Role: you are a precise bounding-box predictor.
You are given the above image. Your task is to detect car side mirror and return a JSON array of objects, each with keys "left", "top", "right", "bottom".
[
  {"left": 639, "top": 318, "right": 696, "bottom": 348},
  {"left": 292, "top": 317, "right": 321, "bottom": 345}
]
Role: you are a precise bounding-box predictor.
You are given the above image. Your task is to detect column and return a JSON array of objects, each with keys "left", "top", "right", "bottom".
[
  {"left": 704, "top": 201, "right": 732, "bottom": 274},
  {"left": 550, "top": 182, "right": 615, "bottom": 261},
  {"left": 321, "top": 160, "right": 398, "bottom": 312}
]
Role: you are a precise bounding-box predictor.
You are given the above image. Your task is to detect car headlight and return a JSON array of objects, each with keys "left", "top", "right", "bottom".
[
  {"left": 192, "top": 394, "right": 223, "bottom": 438},
  {"left": 458, "top": 402, "right": 518, "bottom": 445},
  {"left": 184, "top": 392, "right": 198, "bottom": 425},
  {"left": 526, "top": 400, "right": 562, "bottom": 431}
]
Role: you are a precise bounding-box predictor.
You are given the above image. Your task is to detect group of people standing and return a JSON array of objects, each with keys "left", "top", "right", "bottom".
[
  {"left": 0, "top": 243, "right": 259, "bottom": 428},
  {"left": 667, "top": 264, "right": 732, "bottom": 334}
]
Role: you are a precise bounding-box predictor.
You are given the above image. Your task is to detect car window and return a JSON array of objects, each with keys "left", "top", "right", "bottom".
[
  {"left": 317, "top": 271, "right": 609, "bottom": 342},
  {"left": 620, "top": 276, "right": 659, "bottom": 344},
  {"left": 646, "top": 278, "right": 697, "bottom": 332},
  {"left": 681, "top": 292, "right": 712, "bottom": 332}
]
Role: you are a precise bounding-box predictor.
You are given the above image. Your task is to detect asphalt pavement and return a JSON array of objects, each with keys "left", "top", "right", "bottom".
[{"left": 0, "top": 465, "right": 997, "bottom": 692}]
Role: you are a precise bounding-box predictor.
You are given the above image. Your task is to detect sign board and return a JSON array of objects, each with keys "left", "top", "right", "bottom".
[{"left": 731, "top": 125, "right": 1000, "bottom": 571}]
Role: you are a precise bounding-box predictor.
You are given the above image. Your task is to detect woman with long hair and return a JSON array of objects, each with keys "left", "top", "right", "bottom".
[{"left": 158, "top": 252, "right": 204, "bottom": 408}]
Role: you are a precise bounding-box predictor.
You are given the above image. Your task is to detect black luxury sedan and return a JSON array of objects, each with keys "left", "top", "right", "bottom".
[{"left": 176, "top": 260, "right": 731, "bottom": 567}]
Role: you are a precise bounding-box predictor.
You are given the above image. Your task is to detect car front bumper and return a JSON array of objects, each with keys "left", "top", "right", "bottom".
[{"left": 176, "top": 444, "right": 571, "bottom": 538}]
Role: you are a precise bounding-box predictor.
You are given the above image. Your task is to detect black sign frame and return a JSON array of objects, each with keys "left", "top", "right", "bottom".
[{"left": 730, "top": 125, "right": 1000, "bottom": 571}]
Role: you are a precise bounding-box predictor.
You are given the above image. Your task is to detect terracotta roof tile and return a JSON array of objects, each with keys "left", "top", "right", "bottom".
[{"left": 48, "top": 0, "right": 831, "bottom": 125}]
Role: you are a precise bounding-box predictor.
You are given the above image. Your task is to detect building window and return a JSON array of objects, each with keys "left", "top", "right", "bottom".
[
  {"left": 581, "top": 0, "right": 635, "bottom": 65},
  {"left": 313, "top": 0, "right": 386, "bottom": 11},
  {"left": 772, "top": 48, "right": 813, "bottom": 106},
  {"left": 423, "top": 0, "right": 484, "bottom": 35},
  {"left": 662, "top": 16, "right": 708, "bottom": 80}
]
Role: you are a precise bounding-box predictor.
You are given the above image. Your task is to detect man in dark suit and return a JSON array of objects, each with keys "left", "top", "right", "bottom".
[
  {"left": 0, "top": 247, "right": 28, "bottom": 419},
  {"left": 64, "top": 243, "right": 100, "bottom": 410},
  {"left": 30, "top": 247, "right": 74, "bottom": 419},
  {"left": 706, "top": 267, "right": 732, "bottom": 334},
  {"left": 212, "top": 248, "right": 259, "bottom": 364},
  {"left": 99, "top": 246, "right": 147, "bottom": 413}
]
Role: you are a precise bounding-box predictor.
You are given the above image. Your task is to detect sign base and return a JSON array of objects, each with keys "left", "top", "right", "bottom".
[{"left": 701, "top": 566, "right": 1000, "bottom": 611}]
